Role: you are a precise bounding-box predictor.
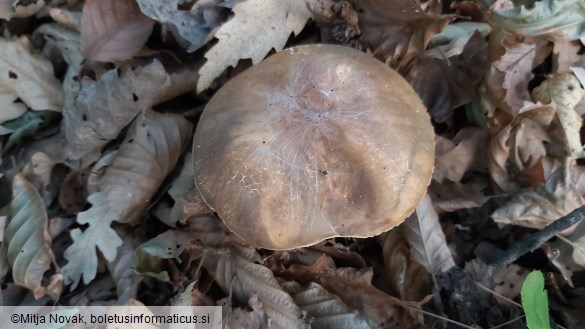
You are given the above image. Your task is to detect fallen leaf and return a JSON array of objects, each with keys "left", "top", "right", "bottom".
[
  {"left": 403, "top": 194, "right": 455, "bottom": 275},
  {"left": 106, "top": 227, "right": 141, "bottom": 303},
  {"left": 493, "top": 264, "right": 528, "bottom": 300},
  {"left": 490, "top": 0, "right": 585, "bottom": 41},
  {"left": 6, "top": 174, "right": 61, "bottom": 299},
  {"left": 204, "top": 246, "right": 311, "bottom": 329},
  {"left": 197, "top": 0, "right": 319, "bottom": 92},
  {"left": 283, "top": 281, "right": 379, "bottom": 328},
  {"left": 379, "top": 229, "right": 432, "bottom": 302},
  {"left": 532, "top": 72, "right": 585, "bottom": 158},
  {"left": 136, "top": 0, "right": 214, "bottom": 53},
  {"left": 276, "top": 255, "right": 420, "bottom": 328},
  {"left": 434, "top": 127, "right": 489, "bottom": 183},
  {"left": 405, "top": 31, "right": 489, "bottom": 122},
  {"left": 61, "top": 59, "right": 200, "bottom": 161},
  {"left": 62, "top": 110, "right": 192, "bottom": 287},
  {"left": 0, "top": 37, "right": 64, "bottom": 113},
  {"left": 354, "top": 0, "right": 451, "bottom": 71},
  {"left": 80, "top": 0, "right": 154, "bottom": 62},
  {"left": 492, "top": 162, "right": 585, "bottom": 229},
  {"left": 429, "top": 179, "right": 490, "bottom": 213}
]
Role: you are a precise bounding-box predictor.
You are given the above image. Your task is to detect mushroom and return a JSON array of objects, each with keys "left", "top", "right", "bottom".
[{"left": 193, "top": 44, "right": 434, "bottom": 250}]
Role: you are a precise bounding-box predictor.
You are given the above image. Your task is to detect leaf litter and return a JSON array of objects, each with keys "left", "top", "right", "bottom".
[{"left": 1, "top": 0, "right": 585, "bottom": 328}]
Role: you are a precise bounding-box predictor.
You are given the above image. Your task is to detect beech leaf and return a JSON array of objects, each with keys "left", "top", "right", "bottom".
[
  {"left": 80, "top": 0, "right": 154, "bottom": 62},
  {"left": 0, "top": 37, "right": 64, "bottom": 114},
  {"left": 204, "top": 246, "right": 311, "bottom": 329},
  {"left": 136, "top": 0, "right": 213, "bottom": 53},
  {"left": 197, "top": 0, "right": 318, "bottom": 92},
  {"left": 6, "top": 174, "right": 61, "bottom": 299},
  {"left": 62, "top": 110, "right": 192, "bottom": 287},
  {"left": 283, "top": 281, "right": 378, "bottom": 329},
  {"left": 403, "top": 194, "right": 455, "bottom": 275}
]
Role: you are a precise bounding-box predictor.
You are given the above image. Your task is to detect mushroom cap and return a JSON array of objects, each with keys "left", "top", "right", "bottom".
[{"left": 193, "top": 44, "right": 434, "bottom": 250}]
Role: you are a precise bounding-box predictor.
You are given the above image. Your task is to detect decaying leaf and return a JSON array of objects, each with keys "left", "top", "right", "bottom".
[
  {"left": 354, "top": 0, "right": 451, "bottom": 71},
  {"left": 107, "top": 227, "right": 141, "bottom": 303},
  {"left": 405, "top": 31, "right": 488, "bottom": 122},
  {"left": 80, "top": 0, "right": 154, "bottom": 62},
  {"left": 204, "top": 246, "right": 311, "bottom": 329},
  {"left": 379, "top": 229, "right": 432, "bottom": 302},
  {"left": 275, "top": 255, "right": 420, "bottom": 328},
  {"left": 489, "top": 0, "right": 585, "bottom": 41},
  {"left": 283, "top": 281, "right": 379, "bottom": 329},
  {"left": 6, "top": 174, "right": 61, "bottom": 299},
  {"left": 136, "top": 0, "right": 215, "bottom": 53},
  {"left": 197, "top": 0, "right": 319, "bottom": 92},
  {"left": 403, "top": 194, "right": 455, "bottom": 275},
  {"left": 434, "top": 127, "right": 489, "bottom": 183},
  {"left": 62, "top": 59, "right": 200, "bottom": 161},
  {"left": 62, "top": 110, "right": 192, "bottom": 288},
  {"left": 493, "top": 264, "right": 528, "bottom": 300},
  {"left": 0, "top": 37, "right": 64, "bottom": 114},
  {"left": 532, "top": 73, "right": 585, "bottom": 158},
  {"left": 492, "top": 161, "right": 585, "bottom": 230},
  {"left": 429, "top": 179, "right": 490, "bottom": 213}
]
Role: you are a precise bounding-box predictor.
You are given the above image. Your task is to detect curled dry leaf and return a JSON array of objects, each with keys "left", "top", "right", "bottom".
[
  {"left": 379, "top": 229, "right": 431, "bottom": 302},
  {"left": 136, "top": 0, "right": 215, "bottom": 53},
  {"left": 203, "top": 246, "right": 311, "bottom": 329},
  {"left": 197, "top": 0, "right": 319, "bottom": 92},
  {"left": 354, "top": 0, "right": 451, "bottom": 71},
  {"left": 6, "top": 174, "right": 62, "bottom": 299},
  {"left": 80, "top": 0, "right": 154, "bottom": 62},
  {"left": 403, "top": 194, "right": 455, "bottom": 275},
  {"left": 0, "top": 37, "right": 64, "bottom": 117},
  {"left": 282, "top": 281, "right": 378, "bottom": 329},
  {"left": 488, "top": 103, "right": 556, "bottom": 192},
  {"left": 532, "top": 73, "right": 585, "bottom": 158},
  {"left": 62, "top": 110, "right": 192, "bottom": 288}
]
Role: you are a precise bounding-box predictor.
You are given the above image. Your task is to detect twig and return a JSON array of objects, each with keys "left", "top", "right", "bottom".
[{"left": 488, "top": 205, "right": 585, "bottom": 275}]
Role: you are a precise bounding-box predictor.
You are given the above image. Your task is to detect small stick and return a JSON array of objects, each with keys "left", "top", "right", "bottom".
[{"left": 487, "top": 205, "right": 585, "bottom": 275}]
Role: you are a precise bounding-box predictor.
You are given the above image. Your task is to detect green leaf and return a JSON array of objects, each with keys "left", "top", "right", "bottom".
[
  {"left": 490, "top": 0, "right": 585, "bottom": 41},
  {"left": 521, "top": 270, "right": 551, "bottom": 329}
]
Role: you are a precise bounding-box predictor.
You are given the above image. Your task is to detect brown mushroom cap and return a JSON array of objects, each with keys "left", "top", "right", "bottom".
[{"left": 193, "top": 44, "right": 434, "bottom": 250}]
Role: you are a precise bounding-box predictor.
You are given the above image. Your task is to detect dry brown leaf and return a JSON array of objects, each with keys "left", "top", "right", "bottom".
[
  {"left": 553, "top": 40, "right": 582, "bottom": 73},
  {"left": 403, "top": 194, "right": 455, "bottom": 275},
  {"left": 275, "top": 255, "right": 420, "bottom": 328},
  {"left": 532, "top": 73, "right": 585, "bottom": 158},
  {"left": 62, "top": 59, "right": 200, "bottom": 161},
  {"left": 379, "top": 229, "right": 431, "bottom": 302},
  {"left": 282, "top": 281, "right": 379, "bottom": 328},
  {"left": 197, "top": 0, "right": 318, "bottom": 92},
  {"left": 354, "top": 0, "right": 451, "bottom": 71},
  {"left": 434, "top": 127, "right": 489, "bottom": 183},
  {"left": 488, "top": 103, "right": 556, "bottom": 192},
  {"left": 62, "top": 110, "right": 192, "bottom": 287},
  {"left": 489, "top": 36, "right": 550, "bottom": 113},
  {"left": 405, "top": 31, "right": 488, "bottom": 122},
  {"left": 203, "top": 246, "right": 311, "bottom": 329},
  {"left": 429, "top": 179, "right": 490, "bottom": 213},
  {"left": 80, "top": 0, "right": 154, "bottom": 62},
  {"left": 492, "top": 161, "right": 585, "bottom": 229},
  {"left": 59, "top": 170, "right": 88, "bottom": 214},
  {"left": 106, "top": 227, "right": 141, "bottom": 303}
]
